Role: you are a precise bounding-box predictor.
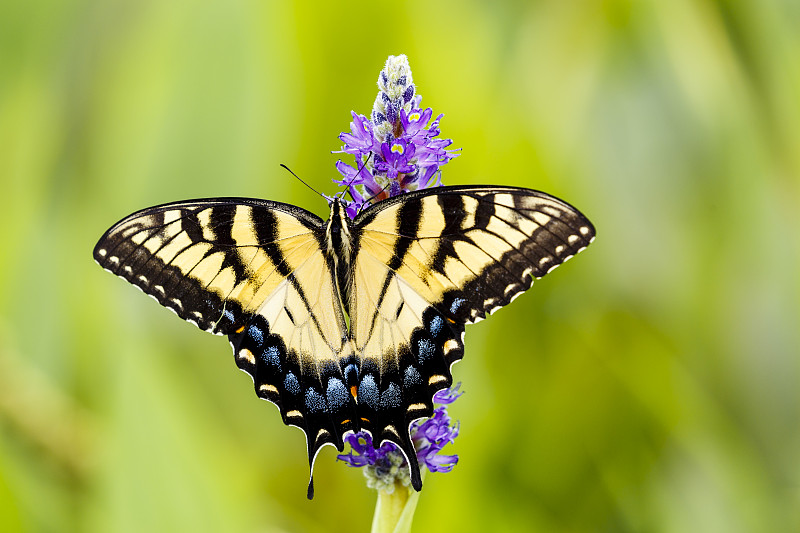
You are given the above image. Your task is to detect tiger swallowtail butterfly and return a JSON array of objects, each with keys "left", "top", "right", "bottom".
[{"left": 94, "top": 185, "right": 595, "bottom": 497}]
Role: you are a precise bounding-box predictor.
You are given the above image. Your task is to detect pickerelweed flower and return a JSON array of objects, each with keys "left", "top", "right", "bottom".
[
  {"left": 337, "top": 384, "right": 462, "bottom": 492},
  {"left": 334, "top": 54, "right": 460, "bottom": 218},
  {"left": 333, "top": 54, "right": 462, "bottom": 533}
]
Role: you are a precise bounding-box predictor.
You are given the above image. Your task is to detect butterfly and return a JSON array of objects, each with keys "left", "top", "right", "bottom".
[{"left": 94, "top": 185, "right": 595, "bottom": 497}]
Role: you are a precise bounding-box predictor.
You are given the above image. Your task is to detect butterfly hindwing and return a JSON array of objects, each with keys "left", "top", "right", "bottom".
[
  {"left": 226, "top": 242, "right": 358, "bottom": 469},
  {"left": 347, "top": 246, "right": 465, "bottom": 490}
]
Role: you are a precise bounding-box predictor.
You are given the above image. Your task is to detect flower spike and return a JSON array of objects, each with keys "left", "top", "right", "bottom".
[{"left": 334, "top": 54, "right": 460, "bottom": 217}]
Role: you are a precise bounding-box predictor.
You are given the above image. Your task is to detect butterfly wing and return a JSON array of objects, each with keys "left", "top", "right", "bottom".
[
  {"left": 94, "top": 199, "right": 358, "bottom": 495},
  {"left": 350, "top": 185, "right": 595, "bottom": 488}
]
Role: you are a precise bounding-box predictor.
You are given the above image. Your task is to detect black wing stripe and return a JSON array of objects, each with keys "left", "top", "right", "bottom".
[
  {"left": 253, "top": 208, "right": 294, "bottom": 278},
  {"left": 436, "top": 193, "right": 467, "bottom": 235},
  {"left": 206, "top": 206, "right": 251, "bottom": 282},
  {"left": 472, "top": 195, "right": 495, "bottom": 230},
  {"left": 387, "top": 197, "right": 423, "bottom": 271},
  {"left": 180, "top": 208, "right": 205, "bottom": 244},
  {"left": 364, "top": 199, "right": 424, "bottom": 340}
]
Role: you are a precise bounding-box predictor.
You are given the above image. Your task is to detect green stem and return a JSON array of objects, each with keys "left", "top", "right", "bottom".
[{"left": 370, "top": 474, "right": 425, "bottom": 533}]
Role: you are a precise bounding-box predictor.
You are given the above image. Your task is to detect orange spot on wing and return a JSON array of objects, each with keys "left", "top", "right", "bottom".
[{"left": 235, "top": 325, "right": 245, "bottom": 334}]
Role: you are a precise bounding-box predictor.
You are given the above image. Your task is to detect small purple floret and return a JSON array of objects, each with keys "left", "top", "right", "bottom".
[
  {"left": 432, "top": 382, "right": 462, "bottom": 404},
  {"left": 337, "top": 384, "right": 463, "bottom": 479},
  {"left": 337, "top": 112, "right": 376, "bottom": 155},
  {"left": 375, "top": 139, "right": 416, "bottom": 180}
]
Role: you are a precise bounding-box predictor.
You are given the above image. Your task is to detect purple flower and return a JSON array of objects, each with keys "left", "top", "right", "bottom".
[
  {"left": 432, "top": 382, "right": 462, "bottom": 405},
  {"left": 332, "top": 54, "right": 460, "bottom": 218},
  {"left": 375, "top": 139, "right": 416, "bottom": 180},
  {"left": 400, "top": 107, "right": 434, "bottom": 141},
  {"left": 338, "top": 384, "right": 462, "bottom": 489},
  {"left": 337, "top": 112, "right": 375, "bottom": 155},
  {"left": 333, "top": 157, "right": 394, "bottom": 217},
  {"left": 332, "top": 56, "right": 464, "bottom": 491}
]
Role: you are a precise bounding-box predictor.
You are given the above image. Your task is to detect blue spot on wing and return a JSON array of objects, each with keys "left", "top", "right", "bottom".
[
  {"left": 305, "top": 389, "right": 327, "bottom": 413},
  {"left": 358, "top": 375, "right": 379, "bottom": 408},
  {"left": 284, "top": 373, "right": 300, "bottom": 395},
  {"left": 428, "top": 315, "right": 444, "bottom": 337},
  {"left": 417, "top": 338, "right": 435, "bottom": 363},
  {"left": 450, "top": 297, "right": 465, "bottom": 315},
  {"left": 261, "top": 345, "right": 281, "bottom": 369},
  {"left": 247, "top": 324, "right": 264, "bottom": 346},
  {"left": 404, "top": 366, "right": 422, "bottom": 388},
  {"left": 326, "top": 378, "right": 350, "bottom": 410},
  {"left": 380, "top": 383, "right": 401, "bottom": 409}
]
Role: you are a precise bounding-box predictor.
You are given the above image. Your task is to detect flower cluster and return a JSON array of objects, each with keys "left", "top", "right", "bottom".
[
  {"left": 334, "top": 54, "right": 460, "bottom": 217},
  {"left": 337, "top": 384, "right": 462, "bottom": 492},
  {"left": 334, "top": 55, "right": 462, "bottom": 493}
]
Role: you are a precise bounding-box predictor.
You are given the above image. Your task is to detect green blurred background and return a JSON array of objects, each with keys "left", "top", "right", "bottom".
[{"left": 1, "top": 0, "right": 798, "bottom": 531}]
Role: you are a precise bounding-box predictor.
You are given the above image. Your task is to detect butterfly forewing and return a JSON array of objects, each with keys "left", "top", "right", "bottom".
[
  {"left": 94, "top": 200, "right": 320, "bottom": 332},
  {"left": 354, "top": 186, "right": 595, "bottom": 325}
]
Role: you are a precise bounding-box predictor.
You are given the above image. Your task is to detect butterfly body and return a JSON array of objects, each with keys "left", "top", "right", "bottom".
[
  {"left": 323, "top": 199, "right": 355, "bottom": 311},
  {"left": 94, "top": 185, "right": 595, "bottom": 496}
]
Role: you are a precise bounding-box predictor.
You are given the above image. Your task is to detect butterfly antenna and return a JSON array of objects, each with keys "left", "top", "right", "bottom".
[
  {"left": 280, "top": 164, "right": 325, "bottom": 199},
  {"left": 340, "top": 153, "right": 373, "bottom": 200},
  {"left": 352, "top": 181, "right": 391, "bottom": 216},
  {"left": 365, "top": 182, "right": 390, "bottom": 204}
]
